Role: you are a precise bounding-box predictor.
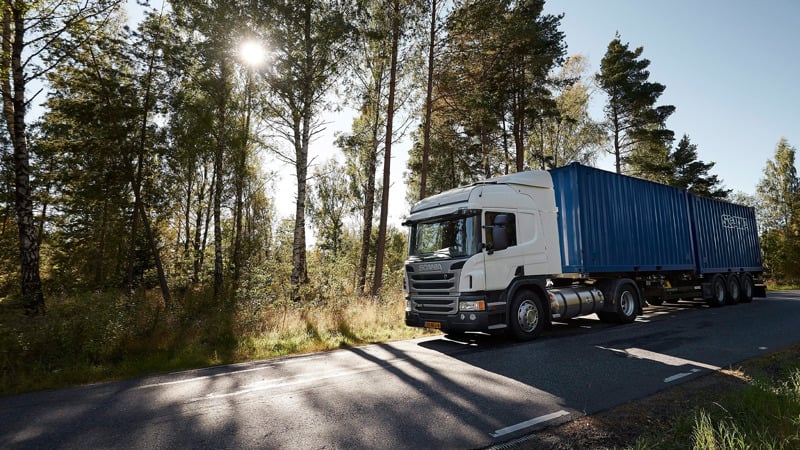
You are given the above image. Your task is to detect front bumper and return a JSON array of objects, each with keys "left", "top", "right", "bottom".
[{"left": 405, "top": 310, "right": 491, "bottom": 332}]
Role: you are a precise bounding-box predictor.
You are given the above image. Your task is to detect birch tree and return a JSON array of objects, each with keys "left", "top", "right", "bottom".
[{"left": 0, "top": 0, "right": 123, "bottom": 313}]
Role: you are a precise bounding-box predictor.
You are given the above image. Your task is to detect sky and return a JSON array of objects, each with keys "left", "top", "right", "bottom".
[
  {"left": 542, "top": 0, "right": 800, "bottom": 194},
  {"left": 298, "top": 0, "right": 800, "bottom": 233},
  {"left": 124, "top": 1, "right": 800, "bottom": 235}
]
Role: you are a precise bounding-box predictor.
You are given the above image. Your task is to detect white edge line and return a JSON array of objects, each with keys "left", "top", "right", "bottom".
[
  {"left": 664, "top": 368, "right": 701, "bottom": 383},
  {"left": 490, "top": 410, "right": 570, "bottom": 438},
  {"left": 135, "top": 355, "right": 327, "bottom": 389}
]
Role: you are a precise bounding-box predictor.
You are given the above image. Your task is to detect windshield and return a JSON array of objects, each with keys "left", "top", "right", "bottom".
[{"left": 408, "top": 214, "right": 481, "bottom": 259}]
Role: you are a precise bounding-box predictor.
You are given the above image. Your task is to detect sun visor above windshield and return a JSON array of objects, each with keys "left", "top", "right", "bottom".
[{"left": 408, "top": 185, "right": 475, "bottom": 216}]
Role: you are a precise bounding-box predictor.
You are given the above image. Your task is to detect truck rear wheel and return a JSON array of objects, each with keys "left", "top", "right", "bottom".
[
  {"left": 740, "top": 274, "right": 755, "bottom": 303},
  {"left": 509, "top": 289, "right": 545, "bottom": 341},
  {"left": 707, "top": 274, "right": 727, "bottom": 307},
  {"left": 726, "top": 274, "right": 741, "bottom": 305}
]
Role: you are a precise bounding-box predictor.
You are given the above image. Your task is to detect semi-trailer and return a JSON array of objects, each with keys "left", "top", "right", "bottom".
[{"left": 402, "top": 162, "right": 765, "bottom": 340}]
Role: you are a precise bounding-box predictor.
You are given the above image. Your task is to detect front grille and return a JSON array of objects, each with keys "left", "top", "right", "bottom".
[
  {"left": 410, "top": 273, "right": 455, "bottom": 292},
  {"left": 406, "top": 261, "right": 462, "bottom": 314}
]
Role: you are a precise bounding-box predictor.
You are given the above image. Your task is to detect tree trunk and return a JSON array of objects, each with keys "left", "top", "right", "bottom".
[
  {"left": 290, "top": 2, "right": 315, "bottom": 299},
  {"left": 127, "top": 25, "right": 170, "bottom": 305},
  {"left": 139, "top": 202, "right": 171, "bottom": 308},
  {"left": 213, "top": 61, "right": 230, "bottom": 301},
  {"left": 356, "top": 71, "right": 383, "bottom": 296},
  {"left": 193, "top": 164, "right": 208, "bottom": 284},
  {"left": 233, "top": 72, "right": 253, "bottom": 284},
  {"left": 502, "top": 117, "right": 510, "bottom": 175},
  {"left": 2, "top": 6, "right": 44, "bottom": 313},
  {"left": 184, "top": 174, "right": 193, "bottom": 258},
  {"left": 95, "top": 196, "right": 109, "bottom": 285},
  {"left": 613, "top": 107, "right": 621, "bottom": 173},
  {"left": 513, "top": 79, "right": 526, "bottom": 172},
  {"left": 371, "top": 0, "right": 400, "bottom": 298},
  {"left": 213, "top": 119, "right": 225, "bottom": 300},
  {"left": 419, "top": 0, "right": 436, "bottom": 201}
]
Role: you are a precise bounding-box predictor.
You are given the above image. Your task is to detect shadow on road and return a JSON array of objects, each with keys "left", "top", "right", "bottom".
[{"left": 3, "top": 294, "right": 796, "bottom": 449}]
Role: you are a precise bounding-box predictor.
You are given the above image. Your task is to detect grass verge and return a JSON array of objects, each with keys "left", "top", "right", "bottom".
[{"left": 0, "top": 289, "right": 434, "bottom": 396}]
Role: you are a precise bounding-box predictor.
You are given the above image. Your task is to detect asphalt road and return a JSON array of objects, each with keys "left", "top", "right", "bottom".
[{"left": 2, "top": 291, "right": 800, "bottom": 449}]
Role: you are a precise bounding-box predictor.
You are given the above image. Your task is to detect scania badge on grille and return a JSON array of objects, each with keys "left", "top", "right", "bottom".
[{"left": 418, "top": 263, "right": 443, "bottom": 272}]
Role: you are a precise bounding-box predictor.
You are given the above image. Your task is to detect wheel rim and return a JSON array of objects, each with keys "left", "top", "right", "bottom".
[
  {"left": 620, "top": 290, "right": 636, "bottom": 316},
  {"left": 517, "top": 299, "right": 540, "bottom": 333}
]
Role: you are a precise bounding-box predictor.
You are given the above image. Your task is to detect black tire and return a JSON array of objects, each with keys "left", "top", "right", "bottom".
[
  {"left": 598, "top": 279, "right": 640, "bottom": 323},
  {"left": 509, "top": 289, "right": 546, "bottom": 341},
  {"left": 740, "top": 274, "right": 755, "bottom": 303},
  {"left": 706, "top": 274, "right": 727, "bottom": 307},
  {"left": 726, "top": 274, "right": 741, "bottom": 305}
]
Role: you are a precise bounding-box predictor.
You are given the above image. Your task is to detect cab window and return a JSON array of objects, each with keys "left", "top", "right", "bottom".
[{"left": 485, "top": 211, "right": 517, "bottom": 249}]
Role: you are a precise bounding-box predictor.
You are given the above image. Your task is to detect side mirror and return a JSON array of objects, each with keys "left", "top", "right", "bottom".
[{"left": 490, "top": 214, "right": 510, "bottom": 253}]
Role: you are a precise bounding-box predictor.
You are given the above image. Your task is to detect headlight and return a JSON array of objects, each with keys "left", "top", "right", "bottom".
[
  {"left": 405, "top": 299, "right": 412, "bottom": 312},
  {"left": 459, "top": 300, "right": 485, "bottom": 312}
]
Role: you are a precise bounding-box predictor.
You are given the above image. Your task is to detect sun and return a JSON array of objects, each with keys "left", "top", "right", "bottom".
[{"left": 239, "top": 40, "right": 267, "bottom": 67}]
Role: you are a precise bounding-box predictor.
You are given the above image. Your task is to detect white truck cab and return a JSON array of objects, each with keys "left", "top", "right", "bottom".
[{"left": 403, "top": 171, "right": 580, "bottom": 339}]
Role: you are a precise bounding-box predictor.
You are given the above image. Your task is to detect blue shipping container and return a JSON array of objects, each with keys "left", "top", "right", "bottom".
[
  {"left": 689, "top": 195, "right": 763, "bottom": 273},
  {"left": 550, "top": 163, "right": 696, "bottom": 274}
]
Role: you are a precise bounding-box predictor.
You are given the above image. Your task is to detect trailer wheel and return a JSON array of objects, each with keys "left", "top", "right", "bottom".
[
  {"left": 726, "top": 274, "right": 741, "bottom": 305},
  {"left": 740, "top": 274, "right": 754, "bottom": 303},
  {"left": 509, "top": 289, "right": 545, "bottom": 341},
  {"left": 598, "top": 280, "right": 639, "bottom": 323},
  {"left": 707, "top": 274, "right": 727, "bottom": 307}
]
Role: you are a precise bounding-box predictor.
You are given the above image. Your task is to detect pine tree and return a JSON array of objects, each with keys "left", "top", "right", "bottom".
[
  {"left": 670, "top": 135, "right": 729, "bottom": 199},
  {"left": 596, "top": 33, "right": 675, "bottom": 174}
]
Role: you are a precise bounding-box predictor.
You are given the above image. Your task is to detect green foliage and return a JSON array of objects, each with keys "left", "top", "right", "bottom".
[
  {"left": 757, "top": 139, "right": 800, "bottom": 285},
  {"left": 308, "top": 159, "right": 352, "bottom": 256},
  {"left": 36, "top": 18, "right": 143, "bottom": 290},
  {"left": 669, "top": 135, "right": 730, "bottom": 199},
  {"left": 627, "top": 134, "right": 730, "bottom": 199},
  {"left": 631, "top": 352, "right": 800, "bottom": 450},
  {"left": 597, "top": 33, "right": 675, "bottom": 173},
  {"left": 528, "top": 54, "right": 605, "bottom": 169},
  {"left": 407, "top": 0, "right": 567, "bottom": 198},
  {"left": 685, "top": 368, "right": 800, "bottom": 450},
  {"left": 0, "top": 283, "right": 429, "bottom": 395}
]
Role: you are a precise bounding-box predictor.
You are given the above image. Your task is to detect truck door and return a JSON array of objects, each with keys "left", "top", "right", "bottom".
[{"left": 484, "top": 211, "right": 525, "bottom": 291}]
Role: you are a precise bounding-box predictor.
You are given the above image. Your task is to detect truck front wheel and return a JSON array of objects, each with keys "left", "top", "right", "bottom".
[{"left": 509, "top": 289, "right": 545, "bottom": 341}]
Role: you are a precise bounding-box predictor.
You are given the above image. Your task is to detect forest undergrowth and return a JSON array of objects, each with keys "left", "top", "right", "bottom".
[{"left": 0, "top": 286, "right": 431, "bottom": 396}]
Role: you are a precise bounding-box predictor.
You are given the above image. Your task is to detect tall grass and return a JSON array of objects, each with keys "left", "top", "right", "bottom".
[
  {"left": 0, "top": 288, "right": 432, "bottom": 396},
  {"left": 633, "top": 357, "right": 800, "bottom": 449}
]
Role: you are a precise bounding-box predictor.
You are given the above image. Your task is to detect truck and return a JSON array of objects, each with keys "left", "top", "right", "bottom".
[{"left": 402, "top": 162, "right": 766, "bottom": 340}]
